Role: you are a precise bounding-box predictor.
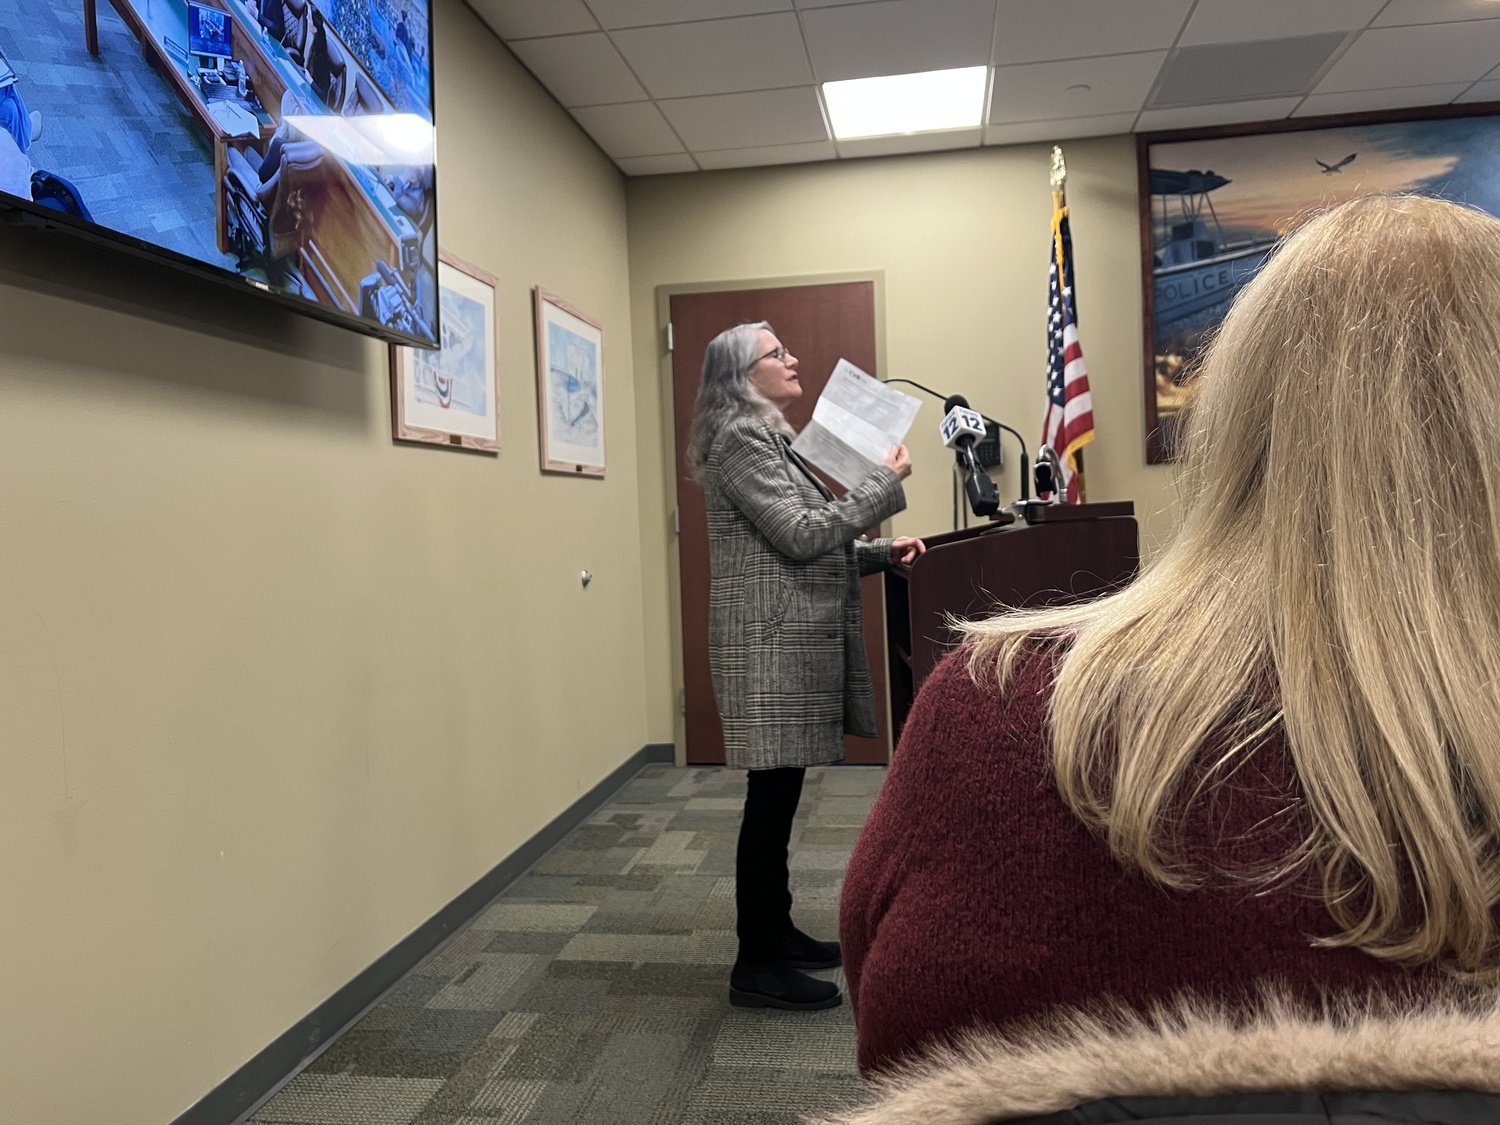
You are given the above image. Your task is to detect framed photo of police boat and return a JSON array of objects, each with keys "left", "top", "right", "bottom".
[{"left": 1139, "top": 102, "right": 1500, "bottom": 463}]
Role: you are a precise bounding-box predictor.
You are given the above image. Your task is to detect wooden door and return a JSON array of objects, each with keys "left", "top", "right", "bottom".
[{"left": 670, "top": 282, "right": 890, "bottom": 766}]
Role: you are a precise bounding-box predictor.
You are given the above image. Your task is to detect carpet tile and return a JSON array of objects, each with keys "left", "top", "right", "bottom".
[
  {"left": 255, "top": 1074, "right": 445, "bottom": 1124},
  {"left": 250, "top": 766, "right": 884, "bottom": 1125},
  {"left": 469, "top": 1077, "right": 549, "bottom": 1119},
  {"left": 476, "top": 904, "right": 600, "bottom": 932},
  {"left": 427, "top": 954, "right": 542, "bottom": 1010}
]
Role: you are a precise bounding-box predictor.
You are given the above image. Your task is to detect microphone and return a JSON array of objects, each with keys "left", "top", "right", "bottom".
[
  {"left": 941, "top": 395, "right": 1001, "bottom": 517},
  {"left": 880, "top": 378, "right": 1031, "bottom": 509},
  {"left": 1035, "top": 443, "right": 1062, "bottom": 503},
  {"left": 940, "top": 397, "right": 987, "bottom": 450}
]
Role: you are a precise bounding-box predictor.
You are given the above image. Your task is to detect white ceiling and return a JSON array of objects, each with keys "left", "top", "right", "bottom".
[{"left": 465, "top": 0, "right": 1500, "bottom": 176}]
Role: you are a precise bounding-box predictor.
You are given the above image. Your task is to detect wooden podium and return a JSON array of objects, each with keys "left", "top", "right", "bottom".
[{"left": 884, "top": 501, "right": 1140, "bottom": 742}]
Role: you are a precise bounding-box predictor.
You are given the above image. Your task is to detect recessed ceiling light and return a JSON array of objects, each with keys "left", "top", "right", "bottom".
[{"left": 822, "top": 66, "right": 988, "bottom": 140}]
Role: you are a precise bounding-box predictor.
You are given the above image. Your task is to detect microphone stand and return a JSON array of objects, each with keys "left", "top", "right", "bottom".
[{"left": 883, "top": 378, "right": 1031, "bottom": 505}]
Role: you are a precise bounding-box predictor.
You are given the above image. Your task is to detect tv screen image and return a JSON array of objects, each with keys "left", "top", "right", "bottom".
[
  {"left": 0, "top": 0, "right": 438, "bottom": 347},
  {"left": 188, "top": 2, "right": 233, "bottom": 60}
]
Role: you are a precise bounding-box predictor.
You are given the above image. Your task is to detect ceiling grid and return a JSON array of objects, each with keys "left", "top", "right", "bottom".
[{"left": 465, "top": 0, "right": 1500, "bottom": 175}]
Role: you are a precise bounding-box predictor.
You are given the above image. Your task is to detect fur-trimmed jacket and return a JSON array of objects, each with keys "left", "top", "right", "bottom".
[
  {"left": 810, "top": 997, "right": 1500, "bottom": 1123},
  {"left": 829, "top": 648, "right": 1500, "bottom": 1123}
]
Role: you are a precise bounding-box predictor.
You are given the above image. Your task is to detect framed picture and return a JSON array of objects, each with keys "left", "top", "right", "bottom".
[
  {"left": 1139, "top": 103, "right": 1500, "bottom": 463},
  {"left": 534, "top": 287, "right": 606, "bottom": 476},
  {"left": 391, "top": 250, "right": 500, "bottom": 453}
]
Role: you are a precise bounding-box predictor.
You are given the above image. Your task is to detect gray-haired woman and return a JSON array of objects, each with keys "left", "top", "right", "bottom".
[{"left": 687, "top": 322, "right": 924, "bottom": 1011}]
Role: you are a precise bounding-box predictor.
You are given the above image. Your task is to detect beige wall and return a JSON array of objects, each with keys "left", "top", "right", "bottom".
[
  {"left": 627, "top": 137, "right": 1185, "bottom": 749},
  {"left": 0, "top": 38, "right": 1195, "bottom": 1115},
  {"left": 0, "top": 3, "right": 646, "bottom": 1121}
]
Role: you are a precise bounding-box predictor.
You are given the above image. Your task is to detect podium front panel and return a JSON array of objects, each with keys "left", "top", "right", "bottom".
[{"left": 886, "top": 509, "right": 1139, "bottom": 743}]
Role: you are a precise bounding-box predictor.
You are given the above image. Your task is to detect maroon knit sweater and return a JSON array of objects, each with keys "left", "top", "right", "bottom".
[{"left": 840, "top": 647, "right": 1451, "bottom": 1077}]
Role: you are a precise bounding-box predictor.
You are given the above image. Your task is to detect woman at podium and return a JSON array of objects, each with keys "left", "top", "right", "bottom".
[
  {"left": 834, "top": 196, "right": 1500, "bottom": 1121},
  {"left": 687, "top": 322, "right": 923, "bottom": 1013}
]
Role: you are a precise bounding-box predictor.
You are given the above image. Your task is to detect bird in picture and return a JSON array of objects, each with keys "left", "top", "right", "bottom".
[{"left": 1316, "top": 153, "right": 1357, "bottom": 174}]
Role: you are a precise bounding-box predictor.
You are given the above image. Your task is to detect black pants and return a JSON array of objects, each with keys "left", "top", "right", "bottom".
[{"left": 735, "top": 766, "right": 805, "bottom": 964}]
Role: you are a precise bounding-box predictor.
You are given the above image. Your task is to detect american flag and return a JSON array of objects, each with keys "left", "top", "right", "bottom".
[{"left": 1043, "top": 194, "right": 1094, "bottom": 503}]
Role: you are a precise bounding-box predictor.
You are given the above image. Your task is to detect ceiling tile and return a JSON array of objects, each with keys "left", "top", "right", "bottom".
[
  {"left": 993, "top": 0, "right": 1191, "bottom": 65},
  {"left": 1316, "top": 21, "right": 1500, "bottom": 91},
  {"left": 1137, "top": 96, "right": 1300, "bottom": 131},
  {"left": 990, "top": 51, "right": 1166, "bottom": 123},
  {"left": 1179, "top": 0, "right": 1381, "bottom": 46},
  {"left": 586, "top": 0, "right": 791, "bottom": 29},
  {"left": 1152, "top": 34, "right": 1345, "bottom": 106},
  {"left": 695, "top": 140, "right": 838, "bottom": 168},
  {"left": 795, "top": 0, "right": 891, "bottom": 7},
  {"left": 1294, "top": 83, "right": 1469, "bottom": 116},
  {"left": 612, "top": 13, "right": 813, "bottom": 98},
  {"left": 508, "top": 34, "right": 647, "bottom": 106},
  {"left": 658, "top": 87, "right": 829, "bottom": 149},
  {"left": 1456, "top": 78, "right": 1500, "bottom": 102},
  {"left": 570, "top": 102, "right": 685, "bottom": 157},
  {"left": 835, "top": 126, "right": 983, "bottom": 158},
  {"left": 982, "top": 112, "right": 1137, "bottom": 145},
  {"left": 616, "top": 153, "right": 699, "bottom": 175},
  {"left": 465, "top": 0, "right": 598, "bottom": 39},
  {"left": 800, "top": 0, "right": 995, "bottom": 82},
  {"left": 1375, "top": 0, "right": 1500, "bottom": 27}
]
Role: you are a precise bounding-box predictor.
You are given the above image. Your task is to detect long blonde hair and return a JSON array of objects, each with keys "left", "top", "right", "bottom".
[{"left": 967, "top": 195, "right": 1500, "bottom": 975}]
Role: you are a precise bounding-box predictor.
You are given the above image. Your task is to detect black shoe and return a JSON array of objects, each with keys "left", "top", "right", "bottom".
[
  {"left": 729, "top": 961, "right": 842, "bottom": 1011},
  {"left": 775, "top": 926, "right": 841, "bottom": 970}
]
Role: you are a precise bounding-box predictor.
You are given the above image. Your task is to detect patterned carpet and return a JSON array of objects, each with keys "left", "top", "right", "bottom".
[{"left": 249, "top": 764, "right": 885, "bottom": 1125}]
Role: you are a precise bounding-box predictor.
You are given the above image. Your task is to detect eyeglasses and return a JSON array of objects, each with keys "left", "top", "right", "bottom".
[{"left": 751, "top": 345, "right": 792, "bottom": 367}]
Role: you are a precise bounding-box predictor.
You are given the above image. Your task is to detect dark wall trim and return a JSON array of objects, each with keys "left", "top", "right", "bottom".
[{"left": 172, "top": 743, "right": 677, "bottom": 1125}]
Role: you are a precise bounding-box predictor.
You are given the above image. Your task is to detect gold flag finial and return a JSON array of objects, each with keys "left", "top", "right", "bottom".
[{"left": 1050, "top": 145, "right": 1067, "bottom": 195}]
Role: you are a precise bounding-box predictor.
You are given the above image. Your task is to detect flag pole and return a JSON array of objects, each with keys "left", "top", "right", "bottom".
[
  {"left": 1050, "top": 146, "right": 1069, "bottom": 315},
  {"left": 1048, "top": 146, "right": 1087, "bottom": 501}
]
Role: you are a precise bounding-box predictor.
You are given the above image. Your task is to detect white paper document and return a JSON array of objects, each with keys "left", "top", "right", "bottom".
[
  {"left": 791, "top": 359, "right": 922, "bottom": 490},
  {"left": 207, "top": 100, "right": 259, "bottom": 138}
]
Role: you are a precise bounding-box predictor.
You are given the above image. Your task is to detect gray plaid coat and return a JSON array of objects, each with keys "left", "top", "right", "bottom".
[{"left": 702, "top": 416, "right": 906, "bottom": 770}]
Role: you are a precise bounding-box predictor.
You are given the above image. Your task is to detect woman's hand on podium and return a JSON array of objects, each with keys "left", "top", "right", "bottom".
[{"left": 892, "top": 537, "right": 926, "bottom": 566}]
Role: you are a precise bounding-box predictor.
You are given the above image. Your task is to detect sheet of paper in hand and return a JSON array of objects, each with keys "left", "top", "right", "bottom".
[{"left": 791, "top": 359, "right": 922, "bottom": 490}]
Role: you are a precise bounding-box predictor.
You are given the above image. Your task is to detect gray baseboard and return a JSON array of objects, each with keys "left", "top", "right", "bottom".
[{"left": 171, "top": 742, "right": 677, "bottom": 1125}]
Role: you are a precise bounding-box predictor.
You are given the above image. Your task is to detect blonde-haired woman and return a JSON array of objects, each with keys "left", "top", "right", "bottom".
[{"left": 831, "top": 196, "right": 1500, "bottom": 1124}]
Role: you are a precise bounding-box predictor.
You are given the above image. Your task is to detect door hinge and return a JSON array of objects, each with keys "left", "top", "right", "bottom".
[
  {"left": 678, "top": 687, "right": 687, "bottom": 715},
  {"left": 672, "top": 506, "right": 680, "bottom": 535},
  {"left": 665, "top": 322, "right": 674, "bottom": 352}
]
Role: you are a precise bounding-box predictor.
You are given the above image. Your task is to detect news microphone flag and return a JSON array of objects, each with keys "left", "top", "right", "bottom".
[
  {"left": 940, "top": 402, "right": 986, "bottom": 449},
  {"left": 1043, "top": 190, "right": 1095, "bottom": 503}
]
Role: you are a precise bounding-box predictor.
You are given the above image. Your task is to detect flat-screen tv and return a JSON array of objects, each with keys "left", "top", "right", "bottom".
[
  {"left": 0, "top": 0, "right": 438, "bottom": 348},
  {"left": 188, "top": 2, "right": 235, "bottom": 60}
]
